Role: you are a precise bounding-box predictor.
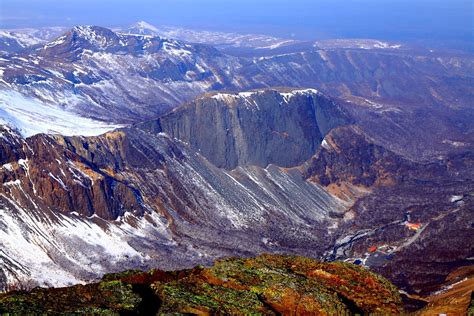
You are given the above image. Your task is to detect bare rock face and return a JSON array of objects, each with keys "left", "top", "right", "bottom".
[
  {"left": 303, "top": 125, "right": 416, "bottom": 189},
  {"left": 0, "top": 128, "right": 145, "bottom": 220},
  {"left": 0, "top": 126, "right": 25, "bottom": 165},
  {"left": 143, "top": 88, "right": 350, "bottom": 169}
]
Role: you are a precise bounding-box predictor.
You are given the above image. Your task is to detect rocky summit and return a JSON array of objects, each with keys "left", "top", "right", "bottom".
[{"left": 0, "top": 254, "right": 402, "bottom": 315}]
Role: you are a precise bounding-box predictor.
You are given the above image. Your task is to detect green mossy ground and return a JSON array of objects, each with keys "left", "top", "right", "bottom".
[{"left": 0, "top": 254, "right": 402, "bottom": 315}]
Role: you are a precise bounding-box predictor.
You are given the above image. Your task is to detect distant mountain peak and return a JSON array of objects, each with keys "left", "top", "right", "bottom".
[
  {"left": 72, "top": 25, "right": 109, "bottom": 33},
  {"left": 126, "top": 21, "right": 160, "bottom": 36},
  {"left": 134, "top": 21, "right": 159, "bottom": 31},
  {"left": 70, "top": 25, "right": 119, "bottom": 43},
  {"left": 41, "top": 25, "right": 122, "bottom": 53},
  {"left": 36, "top": 23, "right": 197, "bottom": 62}
]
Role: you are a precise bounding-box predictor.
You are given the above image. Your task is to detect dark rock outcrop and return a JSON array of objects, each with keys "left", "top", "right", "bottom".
[{"left": 0, "top": 126, "right": 25, "bottom": 165}]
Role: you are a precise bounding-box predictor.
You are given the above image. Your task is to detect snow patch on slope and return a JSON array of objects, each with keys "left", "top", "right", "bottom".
[
  {"left": 314, "top": 39, "right": 402, "bottom": 50},
  {"left": 0, "top": 197, "right": 172, "bottom": 289},
  {"left": 0, "top": 90, "right": 122, "bottom": 137},
  {"left": 0, "top": 30, "right": 43, "bottom": 47}
]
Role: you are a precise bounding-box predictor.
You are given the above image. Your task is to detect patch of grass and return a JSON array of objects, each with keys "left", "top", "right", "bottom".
[{"left": 0, "top": 254, "right": 402, "bottom": 314}]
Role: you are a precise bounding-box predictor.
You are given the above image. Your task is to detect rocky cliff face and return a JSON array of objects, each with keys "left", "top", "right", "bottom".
[
  {"left": 142, "top": 88, "right": 349, "bottom": 169},
  {"left": 0, "top": 127, "right": 145, "bottom": 220},
  {"left": 304, "top": 126, "right": 403, "bottom": 188}
]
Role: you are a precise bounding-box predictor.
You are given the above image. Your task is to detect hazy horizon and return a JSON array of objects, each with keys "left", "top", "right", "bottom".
[{"left": 1, "top": 0, "right": 473, "bottom": 43}]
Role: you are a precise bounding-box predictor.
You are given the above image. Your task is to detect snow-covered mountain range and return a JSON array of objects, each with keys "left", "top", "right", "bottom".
[
  {"left": 1, "top": 23, "right": 472, "bottom": 143},
  {"left": 0, "top": 27, "right": 68, "bottom": 53},
  {"left": 119, "top": 21, "right": 302, "bottom": 52},
  {"left": 0, "top": 22, "right": 472, "bottom": 305}
]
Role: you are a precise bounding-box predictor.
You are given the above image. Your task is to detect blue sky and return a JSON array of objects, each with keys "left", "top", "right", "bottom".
[{"left": 1, "top": 0, "right": 472, "bottom": 41}]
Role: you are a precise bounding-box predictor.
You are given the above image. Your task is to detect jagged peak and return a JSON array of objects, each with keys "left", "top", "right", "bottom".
[
  {"left": 69, "top": 25, "right": 119, "bottom": 42},
  {"left": 42, "top": 25, "right": 120, "bottom": 50}
]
